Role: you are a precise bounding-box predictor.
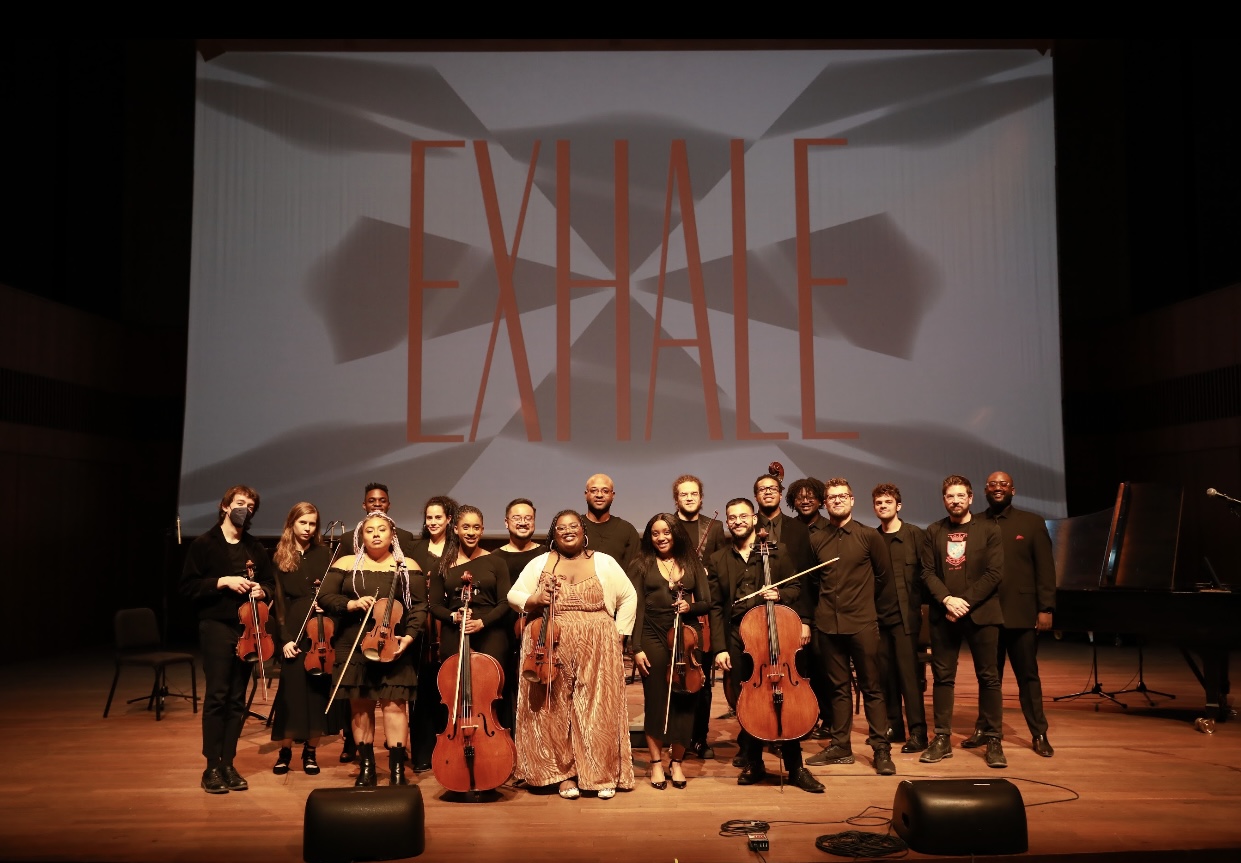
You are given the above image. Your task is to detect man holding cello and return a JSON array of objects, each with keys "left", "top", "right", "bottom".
[
  {"left": 707, "top": 498, "right": 824, "bottom": 793},
  {"left": 179, "top": 485, "right": 274, "bottom": 794}
]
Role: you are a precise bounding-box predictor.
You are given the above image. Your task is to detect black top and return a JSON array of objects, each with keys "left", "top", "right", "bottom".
[
  {"left": 801, "top": 518, "right": 896, "bottom": 635},
  {"left": 977, "top": 505, "right": 1057, "bottom": 625},
  {"left": 921, "top": 517, "right": 1004, "bottom": 626},
  {"left": 583, "top": 515, "right": 640, "bottom": 569},
  {"left": 629, "top": 557, "right": 712, "bottom": 650},
  {"left": 179, "top": 525, "right": 275, "bottom": 623},
  {"left": 272, "top": 544, "right": 335, "bottom": 644},
  {"left": 706, "top": 541, "right": 800, "bottom": 654},
  {"left": 428, "top": 553, "right": 513, "bottom": 638}
]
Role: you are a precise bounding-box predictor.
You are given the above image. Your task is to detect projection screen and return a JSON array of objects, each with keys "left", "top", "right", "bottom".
[{"left": 181, "top": 48, "right": 1064, "bottom": 535}]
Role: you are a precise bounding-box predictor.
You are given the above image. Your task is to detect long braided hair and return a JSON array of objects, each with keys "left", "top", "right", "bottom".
[{"left": 348, "top": 510, "right": 411, "bottom": 609}]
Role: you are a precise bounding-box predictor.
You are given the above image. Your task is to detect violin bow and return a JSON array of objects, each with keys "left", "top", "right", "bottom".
[
  {"left": 732, "top": 557, "right": 839, "bottom": 604},
  {"left": 325, "top": 588, "right": 379, "bottom": 714},
  {"left": 246, "top": 560, "right": 269, "bottom": 702},
  {"left": 292, "top": 538, "right": 345, "bottom": 647}
]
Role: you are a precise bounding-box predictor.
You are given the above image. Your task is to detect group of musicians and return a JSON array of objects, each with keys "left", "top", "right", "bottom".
[{"left": 180, "top": 466, "right": 1058, "bottom": 797}]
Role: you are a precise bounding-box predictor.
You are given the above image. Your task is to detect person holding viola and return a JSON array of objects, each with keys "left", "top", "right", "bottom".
[
  {"left": 407, "top": 495, "right": 457, "bottom": 772},
  {"left": 320, "top": 511, "right": 426, "bottom": 786},
  {"left": 508, "top": 510, "right": 637, "bottom": 800},
  {"left": 629, "top": 513, "right": 713, "bottom": 790},
  {"left": 428, "top": 505, "right": 515, "bottom": 728},
  {"left": 706, "top": 497, "right": 824, "bottom": 793},
  {"left": 268, "top": 502, "right": 348, "bottom": 776},
  {"left": 179, "top": 485, "right": 275, "bottom": 794}
]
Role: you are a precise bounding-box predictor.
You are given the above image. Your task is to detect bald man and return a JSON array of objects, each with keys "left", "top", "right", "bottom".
[{"left": 582, "top": 473, "right": 640, "bottom": 569}]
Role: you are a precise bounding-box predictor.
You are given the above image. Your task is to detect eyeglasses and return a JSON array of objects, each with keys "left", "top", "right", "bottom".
[
  {"left": 985, "top": 481, "right": 1012, "bottom": 489},
  {"left": 554, "top": 523, "right": 582, "bottom": 534},
  {"left": 507, "top": 516, "right": 535, "bottom": 524},
  {"left": 726, "top": 515, "right": 752, "bottom": 524},
  {"left": 826, "top": 494, "right": 852, "bottom": 503},
  {"left": 755, "top": 485, "right": 780, "bottom": 494}
]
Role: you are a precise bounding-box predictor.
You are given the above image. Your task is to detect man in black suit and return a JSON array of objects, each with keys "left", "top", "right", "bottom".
[
  {"left": 962, "top": 471, "right": 1057, "bottom": 757},
  {"left": 919, "top": 475, "right": 1007, "bottom": 768},
  {"left": 753, "top": 473, "right": 815, "bottom": 574},
  {"left": 708, "top": 498, "right": 824, "bottom": 793}
]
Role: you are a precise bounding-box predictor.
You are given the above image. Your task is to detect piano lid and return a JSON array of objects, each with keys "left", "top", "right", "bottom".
[{"left": 1047, "top": 482, "right": 1183, "bottom": 591}]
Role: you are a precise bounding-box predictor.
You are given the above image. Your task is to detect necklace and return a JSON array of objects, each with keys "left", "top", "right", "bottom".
[{"left": 657, "top": 557, "right": 678, "bottom": 581}]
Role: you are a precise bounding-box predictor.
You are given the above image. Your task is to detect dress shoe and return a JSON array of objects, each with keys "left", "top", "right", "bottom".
[
  {"left": 900, "top": 734, "right": 928, "bottom": 753},
  {"left": 689, "top": 740, "right": 715, "bottom": 759},
  {"left": 413, "top": 762, "right": 432, "bottom": 773},
  {"left": 731, "top": 753, "right": 748, "bottom": 768},
  {"left": 220, "top": 765, "right": 248, "bottom": 791},
  {"left": 272, "top": 746, "right": 292, "bottom": 775},
  {"left": 597, "top": 787, "right": 616, "bottom": 800},
  {"left": 339, "top": 743, "right": 356, "bottom": 763},
  {"left": 887, "top": 727, "right": 907, "bottom": 743},
  {"left": 960, "top": 728, "right": 986, "bottom": 749},
  {"left": 808, "top": 723, "right": 831, "bottom": 740},
  {"left": 649, "top": 764, "right": 667, "bottom": 790},
  {"left": 788, "top": 767, "right": 825, "bottom": 793},
  {"left": 984, "top": 738, "right": 1008, "bottom": 768},
  {"left": 873, "top": 747, "right": 896, "bottom": 776},
  {"left": 918, "top": 733, "right": 953, "bottom": 763},
  {"left": 1032, "top": 735, "right": 1054, "bottom": 757},
  {"left": 201, "top": 767, "right": 229, "bottom": 794},
  {"left": 806, "top": 744, "right": 854, "bottom": 766},
  {"left": 736, "top": 764, "right": 768, "bottom": 785}
]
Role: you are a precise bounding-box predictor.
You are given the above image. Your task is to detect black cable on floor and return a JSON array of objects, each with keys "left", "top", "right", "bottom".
[{"left": 814, "top": 830, "right": 908, "bottom": 858}]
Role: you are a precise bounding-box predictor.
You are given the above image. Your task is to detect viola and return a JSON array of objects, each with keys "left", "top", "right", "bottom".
[
  {"left": 361, "top": 562, "right": 407, "bottom": 663},
  {"left": 432, "top": 572, "right": 515, "bottom": 798},
  {"left": 734, "top": 528, "right": 817, "bottom": 742},
  {"left": 521, "top": 570, "right": 561, "bottom": 685},
  {"left": 236, "top": 559, "right": 274, "bottom": 701}
]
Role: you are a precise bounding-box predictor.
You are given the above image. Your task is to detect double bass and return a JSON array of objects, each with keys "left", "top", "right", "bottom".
[
  {"left": 432, "top": 572, "right": 515, "bottom": 799},
  {"left": 735, "top": 528, "right": 817, "bottom": 742}
]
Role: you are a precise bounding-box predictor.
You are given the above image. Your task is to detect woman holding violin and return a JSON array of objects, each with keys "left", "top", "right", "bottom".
[
  {"left": 630, "top": 513, "right": 712, "bottom": 790},
  {"left": 268, "top": 502, "right": 347, "bottom": 776},
  {"left": 179, "top": 485, "right": 275, "bottom": 794},
  {"left": 428, "top": 505, "right": 514, "bottom": 727},
  {"left": 507, "top": 510, "right": 637, "bottom": 800},
  {"left": 320, "top": 511, "right": 426, "bottom": 786}
]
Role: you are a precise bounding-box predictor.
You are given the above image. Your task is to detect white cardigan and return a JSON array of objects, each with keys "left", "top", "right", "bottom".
[{"left": 507, "top": 551, "right": 636, "bottom": 636}]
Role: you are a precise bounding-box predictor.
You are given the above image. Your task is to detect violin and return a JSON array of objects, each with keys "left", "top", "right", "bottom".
[
  {"left": 432, "top": 572, "right": 515, "bottom": 798},
  {"left": 735, "top": 528, "right": 817, "bottom": 742},
  {"left": 236, "top": 559, "right": 274, "bottom": 701},
  {"left": 361, "top": 562, "right": 406, "bottom": 663},
  {"left": 692, "top": 510, "right": 719, "bottom": 663},
  {"left": 663, "top": 581, "right": 704, "bottom": 733},
  {"left": 292, "top": 542, "right": 344, "bottom": 677},
  {"left": 521, "top": 570, "right": 562, "bottom": 685}
]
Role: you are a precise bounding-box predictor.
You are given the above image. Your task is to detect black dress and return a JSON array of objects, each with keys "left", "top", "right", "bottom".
[
  {"left": 630, "top": 558, "right": 712, "bottom": 748},
  {"left": 270, "top": 545, "right": 347, "bottom": 740},
  {"left": 320, "top": 561, "right": 426, "bottom": 701}
]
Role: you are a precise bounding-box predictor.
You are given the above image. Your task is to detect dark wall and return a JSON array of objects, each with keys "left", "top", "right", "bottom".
[{"left": 1, "top": 40, "right": 1238, "bottom": 654}]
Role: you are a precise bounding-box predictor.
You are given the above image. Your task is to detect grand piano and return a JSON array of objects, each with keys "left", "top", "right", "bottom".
[{"left": 1048, "top": 482, "right": 1239, "bottom": 728}]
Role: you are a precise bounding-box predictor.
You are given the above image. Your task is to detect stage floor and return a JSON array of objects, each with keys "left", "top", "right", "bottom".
[{"left": 1, "top": 638, "right": 1238, "bottom": 863}]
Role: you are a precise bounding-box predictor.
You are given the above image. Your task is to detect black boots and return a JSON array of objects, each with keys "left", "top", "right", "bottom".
[
  {"left": 302, "top": 744, "right": 320, "bottom": 775},
  {"left": 273, "top": 746, "right": 293, "bottom": 775},
  {"left": 389, "top": 744, "right": 409, "bottom": 786},
  {"left": 354, "top": 743, "right": 377, "bottom": 787}
]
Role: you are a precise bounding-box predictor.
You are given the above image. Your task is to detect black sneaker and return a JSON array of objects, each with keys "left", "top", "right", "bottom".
[
  {"left": 919, "top": 734, "right": 953, "bottom": 763},
  {"left": 984, "top": 738, "right": 1008, "bottom": 768},
  {"left": 201, "top": 767, "right": 229, "bottom": 794},
  {"left": 806, "top": 744, "right": 854, "bottom": 766}
]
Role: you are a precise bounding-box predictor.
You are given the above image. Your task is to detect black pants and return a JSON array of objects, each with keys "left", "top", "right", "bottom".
[
  {"left": 877, "top": 622, "right": 927, "bottom": 738},
  {"left": 727, "top": 626, "right": 806, "bottom": 772},
  {"left": 929, "top": 617, "right": 1002, "bottom": 737},
  {"left": 997, "top": 626, "right": 1048, "bottom": 737},
  {"left": 816, "top": 625, "right": 890, "bottom": 749},
  {"left": 199, "top": 618, "right": 252, "bottom": 767}
]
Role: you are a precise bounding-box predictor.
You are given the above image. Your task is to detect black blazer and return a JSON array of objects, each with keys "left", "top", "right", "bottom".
[
  {"left": 977, "top": 506, "right": 1056, "bottom": 628},
  {"left": 920, "top": 517, "right": 1004, "bottom": 626}
]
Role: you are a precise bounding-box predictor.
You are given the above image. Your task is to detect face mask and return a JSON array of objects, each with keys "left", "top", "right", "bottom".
[{"left": 228, "top": 506, "right": 250, "bottom": 530}]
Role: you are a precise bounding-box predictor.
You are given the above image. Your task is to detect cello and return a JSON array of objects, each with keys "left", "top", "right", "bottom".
[
  {"left": 432, "top": 572, "right": 515, "bottom": 799},
  {"left": 735, "top": 527, "right": 817, "bottom": 743}
]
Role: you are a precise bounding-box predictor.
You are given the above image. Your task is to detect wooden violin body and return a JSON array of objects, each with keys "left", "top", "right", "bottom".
[
  {"left": 360, "top": 597, "right": 404, "bottom": 662},
  {"left": 521, "top": 572, "right": 561, "bottom": 684},
  {"left": 432, "top": 573, "right": 515, "bottom": 797},
  {"left": 303, "top": 610, "right": 335, "bottom": 676},
  {"left": 236, "top": 599, "right": 274, "bottom": 662},
  {"left": 667, "top": 593, "right": 705, "bottom": 695}
]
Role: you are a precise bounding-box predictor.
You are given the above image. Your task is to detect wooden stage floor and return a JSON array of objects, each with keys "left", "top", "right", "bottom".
[{"left": 1, "top": 638, "right": 1238, "bottom": 863}]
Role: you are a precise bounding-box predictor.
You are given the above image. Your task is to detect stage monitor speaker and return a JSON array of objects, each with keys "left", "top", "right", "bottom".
[
  {"left": 891, "top": 778, "right": 1027, "bottom": 855},
  {"left": 303, "top": 786, "right": 425, "bottom": 863}
]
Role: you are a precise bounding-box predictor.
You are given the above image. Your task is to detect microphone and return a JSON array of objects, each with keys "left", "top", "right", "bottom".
[
  {"left": 176, "top": 513, "right": 182, "bottom": 545},
  {"left": 1206, "top": 488, "right": 1241, "bottom": 506}
]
